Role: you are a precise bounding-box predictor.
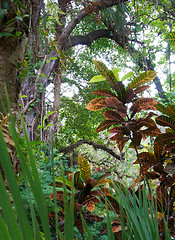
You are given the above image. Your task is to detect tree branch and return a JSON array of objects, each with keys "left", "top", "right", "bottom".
[
  {"left": 63, "top": 29, "right": 112, "bottom": 50},
  {"left": 59, "top": 0, "right": 128, "bottom": 49},
  {"left": 59, "top": 139, "right": 122, "bottom": 161}
]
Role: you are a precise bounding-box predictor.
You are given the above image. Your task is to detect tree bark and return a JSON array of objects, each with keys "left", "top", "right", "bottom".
[{"left": 0, "top": 0, "right": 29, "bottom": 114}]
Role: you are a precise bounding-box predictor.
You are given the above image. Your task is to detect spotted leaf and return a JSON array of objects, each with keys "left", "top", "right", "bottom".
[
  {"left": 78, "top": 155, "right": 91, "bottom": 184},
  {"left": 126, "top": 70, "right": 157, "bottom": 91},
  {"left": 85, "top": 97, "right": 106, "bottom": 111}
]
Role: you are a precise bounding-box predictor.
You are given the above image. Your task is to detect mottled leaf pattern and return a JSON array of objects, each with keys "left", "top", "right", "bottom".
[
  {"left": 103, "top": 110, "right": 125, "bottom": 122},
  {"left": 134, "top": 85, "right": 150, "bottom": 94},
  {"left": 130, "top": 98, "right": 158, "bottom": 112},
  {"left": 85, "top": 97, "right": 106, "bottom": 111},
  {"left": 78, "top": 155, "right": 91, "bottom": 184},
  {"left": 94, "top": 60, "right": 118, "bottom": 87},
  {"left": 96, "top": 120, "right": 119, "bottom": 133},
  {"left": 165, "top": 105, "right": 175, "bottom": 121},
  {"left": 95, "top": 178, "right": 112, "bottom": 187},
  {"left": 154, "top": 133, "right": 175, "bottom": 160},
  {"left": 126, "top": 70, "right": 157, "bottom": 91},
  {"left": 155, "top": 103, "right": 166, "bottom": 114},
  {"left": 105, "top": 97, "right": 127, "bottom": 117},
  {"left": 162, "top": 143, "right": 175, "bottom": 155},
  {"left": 156, "top": 115, "right": 175, "bottom": 131},
  {"left": 113, "top": 81, "right": 125, "bottom": 102},
  {"left": 93, "top": 89, "right": 116, "bottom": 97},
  {"left": 138, "top": 152, "right": 157, "bottom": 164},
  {"left": 86, "top": 201, "right": 95, "bottom": 212},
  {"left": 124, "top": 88, "right": 136, "bottom": 103},
  {"left": 165, "top": 32, "right": 175, "bottom": 45}
]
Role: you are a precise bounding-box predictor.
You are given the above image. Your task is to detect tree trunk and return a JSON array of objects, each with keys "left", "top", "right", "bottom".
[{"left": 0, "top": 0, "right": 29, "bottom": 114}]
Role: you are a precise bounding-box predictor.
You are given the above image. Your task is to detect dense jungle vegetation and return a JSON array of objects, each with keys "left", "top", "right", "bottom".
[{"left": 0, "top": 0, "right": 175, "bottom": 239}]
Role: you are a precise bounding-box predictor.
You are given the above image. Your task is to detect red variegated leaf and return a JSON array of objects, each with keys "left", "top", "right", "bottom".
[
  {"left": 100, "top": 187, "right": 112, "bottom": 196},
  {"left": 142, "top": 116, "right": 158, "bottom": 129},
  {"left": 105, "top": 97, "right": 127, "bottom": 117},
  {"left": 103, "top": 110, "right": 125, "bottom": 122},
  {"left": 96, "top": 120, "right": 119, "bottom": 133},
  {"left": 162, "top": 142, "right": 175, "bottom": 155},
  {"left": 124, "top": 88, "right": 136, "bottom": 103},
  {"left": 93, "top": 89, "right": 116, "bottom": 97},
  {"left": 85, "top": 97, "right": 106, "bottom": 111},
  {"left": 165, "top": 104, "right": 175, "bottom": 121},
  {"left": 113, "top": 81, "right": 125, "bottom": 102},
  {"left": 126, "top": 70, "right": 157, "bottom": 91},
  {"left": 109, "top": 133, "right": 129, "bottom": 142},
  {"left": 109, "top": 133, "right": 129, "bottom": 152},
  {"left": 94, "top": 60, "right": 118, "bottom": 87},
  {"left": 140, "top": 128, "right": 161, "bottom": 140},
  {"left": 112, "top": 226, "right": 122, "bottom": 233},
  {"left": 132, "top": 131, "right": 142, "bottom": 147},
  {"left": 109, "top": 126, "right": 129, "bottom": 135},
  {"left": 96, "top": 173, "right": 111, "bottom": 182},
  {"left": 134, "top": 85, "right": 150, "bottom": 94},
  {"left": 156, "top": 115, "right": 175, "bottom": 131},
  {"left": 154, "top": 132, "right": 175, "bottom": 160},
  {"left": 130, "top": 98, "right": 158, "bottom": 112},
  {"left": 137, "top": 152, "right": 157, "bottom": 164},
  {"left": 95, "top": 178, "right": 112, "bottom": 187},
  {"left": 86, "top": 201, "right": 95, "bottom": 212}
]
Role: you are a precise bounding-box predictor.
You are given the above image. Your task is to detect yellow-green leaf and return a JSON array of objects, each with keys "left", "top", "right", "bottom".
[
  {"left": 126, "top": 70, "right": 157, "bottom": 91},
  {"left": 78, "top": 155, "right": 91, "bottom": 184}
]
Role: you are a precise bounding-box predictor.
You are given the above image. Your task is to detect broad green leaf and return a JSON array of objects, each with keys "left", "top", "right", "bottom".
[
  {"left": 126, "top": 71, "right": 157, "bottom": 91},
  {"left": 78, "top": 155, "right": 91, "bottom": 184},
  {"left": 55, "top": 176, "right": 72, "bottom": 187},
  {"left": 40, "top": 73, "right": 47, "bottom": 78},
  {"left": 19, "top": 95, "right": 27, "bottom": 98},
  {"left": 89, "top": 75, "right": 106, "bottom": 83},
  {"left": 121, "top": 71, "right": 134, "bottom": 81},
  {"left": 111, "top": 68, "right": 121, "bottom": 81},
  {"left": 46, "top": 111, "right": 55, "bottom": 116},
  {"left": 94, "top": 60, "right": 118, "bottom": 87},
  {"left": 49, "top": 57, "right": 57, "bottom": 60}
]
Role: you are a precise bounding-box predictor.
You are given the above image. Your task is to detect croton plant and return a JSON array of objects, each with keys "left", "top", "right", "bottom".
[{"left": 85, "top": 60, "right": 175, "bottom": 238}]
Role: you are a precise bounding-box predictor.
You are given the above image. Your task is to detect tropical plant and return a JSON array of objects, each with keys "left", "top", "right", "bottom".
[
  {"left": 86, "top": 60, "right": 160, "bottom": 152},
  {"left": 48, "top": 154, "right": 112, "bottom": 238}
]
